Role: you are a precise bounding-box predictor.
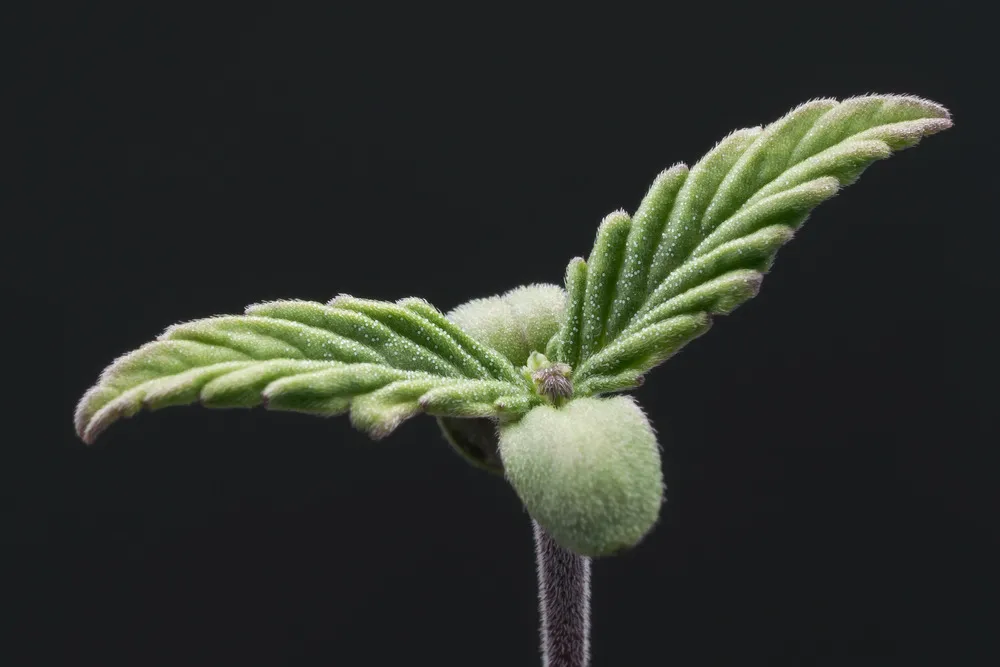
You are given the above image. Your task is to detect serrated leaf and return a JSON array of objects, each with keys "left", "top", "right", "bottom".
[
  {"left": 549, "top": 257, "right": 588, "bottom": 367},
  {"left": 75, "top": 298, "right": 535, "bottom": 444},
  {"left": 579, "top": 211, "right": 631, "bottom": 362},
  {"left": 557, "top": 94, "right": 951, "bottom": 392}
]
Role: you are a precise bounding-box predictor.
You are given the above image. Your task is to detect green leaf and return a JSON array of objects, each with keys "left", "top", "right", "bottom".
[
  {"left": 436, "top": 416, "right": 504, "bottom": 475},
  {"left": 445, "top": 284, "right": 567, "bottom": 366},
  {"left": 74, "top": 297, "right": 537, "bottom": 444},
  {"left": 557, "top": 94, "right": 951, "bottom": 391},
  {"left": 498, "top": 395, "right": 663, "bottom": 558},
  {"left": 548, "top": 257, "right": 588, "bottom": 367}
]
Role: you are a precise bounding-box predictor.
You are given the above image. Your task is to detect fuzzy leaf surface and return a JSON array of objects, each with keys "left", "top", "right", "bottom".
[
  {"left": 75, "top": 296, "right": 536, "bottom": 444},
  {"left": 552, "top": 94, "right": 951, "bottom": 392}
]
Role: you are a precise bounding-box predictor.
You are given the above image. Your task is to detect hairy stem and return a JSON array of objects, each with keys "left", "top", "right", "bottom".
[{"left": 533, "top": 520, "right": 592, "bottom": 667}]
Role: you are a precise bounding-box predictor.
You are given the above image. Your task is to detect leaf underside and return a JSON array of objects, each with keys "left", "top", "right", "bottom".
[
  {"left": 552, "top": 94, "right": 951, "bottom": 393},
  {"left": 75, "top": 296, "right": 537, "bottom": 444}
]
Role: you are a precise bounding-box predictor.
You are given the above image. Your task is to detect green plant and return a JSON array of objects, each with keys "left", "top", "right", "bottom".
[{"left": 74, "top": 94, "right": 950, "bottom": 666}]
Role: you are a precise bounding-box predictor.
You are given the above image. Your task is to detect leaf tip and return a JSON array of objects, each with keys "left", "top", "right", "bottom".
[
  {"left": 599, "top": 209, "right": 631, "bottom": 229},
  {"left": 884, "top": 93, "right": 951, "bottom": 121},
  {"left": 74, "top": 383, "right": 124, "bottom": 445},
  {"left": 725, "top": 125, "right": 765, "bottom": 144},
  {"left": 327, "top": 293, "right": 354, "bottom": 307},
  {"left": 929, "top": 116, "right": 953, "bottom": 132},
  {"left": 73, "top": 393, "right": 96, "bottom": 444},
  {"left": 75, "top": 399, "right": 116, "bottom": 446},
  {"left": 356, "top": 412, "right": 413, "bottom": 441},
  {"left": 664, "top": 161, "right": 689, "bottom": 175},
  {"left": 396, "top": 296, "right": 431, "bottom": 309}
]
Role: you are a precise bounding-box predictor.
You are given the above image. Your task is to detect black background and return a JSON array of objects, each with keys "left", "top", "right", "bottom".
[{"left": 11, "top": 4, "right": 998, "bottom": 666}]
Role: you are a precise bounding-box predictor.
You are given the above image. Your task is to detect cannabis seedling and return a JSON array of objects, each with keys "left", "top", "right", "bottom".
[{"left": 75, "top": 95, "right": 950, "bottom": 666}]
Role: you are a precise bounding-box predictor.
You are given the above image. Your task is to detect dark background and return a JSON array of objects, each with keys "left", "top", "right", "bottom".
[{"left": 10, "top": 4, "right": 997, "bottom": 666}]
